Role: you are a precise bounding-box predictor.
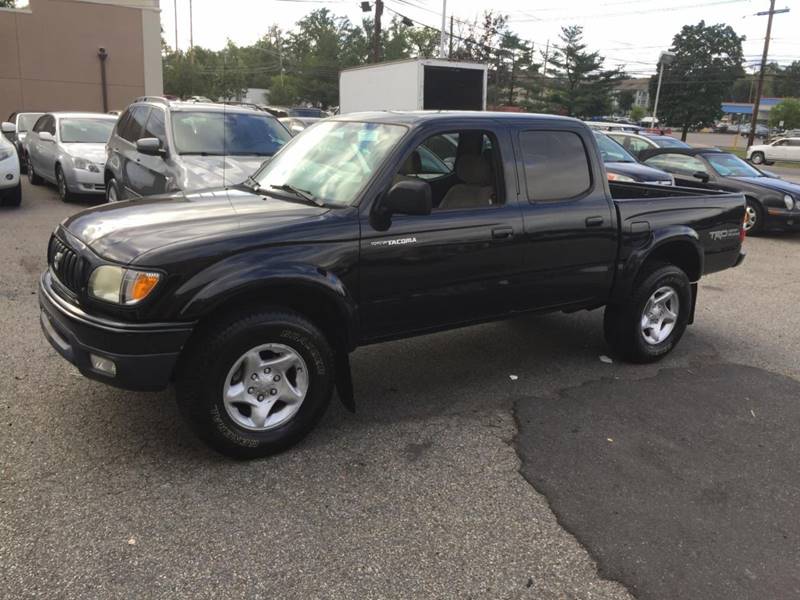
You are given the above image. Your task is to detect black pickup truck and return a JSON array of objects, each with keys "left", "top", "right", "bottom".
[{"left": 39, "top": 112, "right": 746, "bottom": 457}]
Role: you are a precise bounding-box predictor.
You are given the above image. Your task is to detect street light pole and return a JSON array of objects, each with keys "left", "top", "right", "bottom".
[
  {"left": 651, "top": 51, "right": 674, "bottom": 132},
  {"left": 439, "top": 0, "right": 447, "bottom": 58}
]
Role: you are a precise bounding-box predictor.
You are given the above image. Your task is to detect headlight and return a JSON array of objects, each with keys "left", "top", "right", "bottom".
[
  {"left": 784, "top": 194, "right": 795, "bottom": 210},
  {"left": 73, "top": 157, "right": 100, "bottom": 173},
  {"left": 0, "top": 149, "right": 13, "bottom": 161},
  {"left": 607, "top": 172, "right": 635, "bottom": 182},
  {"left": 88, "top": 266, "right": 161, "bottom": 305}
]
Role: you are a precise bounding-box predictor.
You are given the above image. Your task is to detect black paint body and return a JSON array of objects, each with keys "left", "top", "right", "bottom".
[{"left": 39, "top": 112, "right": 746, "bottom": 392}]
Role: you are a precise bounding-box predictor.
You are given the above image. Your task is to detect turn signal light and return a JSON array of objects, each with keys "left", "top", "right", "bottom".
[{"left": 127, "top": 272, "right": 160, "bottom": 303}]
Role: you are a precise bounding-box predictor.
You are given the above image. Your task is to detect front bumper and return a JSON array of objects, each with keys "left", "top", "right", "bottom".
[
  {"left": 0, "top": 157, "right": 20, "bottom": 190},
  {"left": 69, "top": 168, "right": 105, "bottom": 195},
  {"left": 39, "top": 271, "right": 195, "bottom": 391},
  {"left": 765, "top": 208, "right": 800, "bottom": 230}
]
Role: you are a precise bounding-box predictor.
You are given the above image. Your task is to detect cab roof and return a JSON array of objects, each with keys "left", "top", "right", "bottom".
[{"left": 331, "top": 110, "right": 583, "bottom": 127}]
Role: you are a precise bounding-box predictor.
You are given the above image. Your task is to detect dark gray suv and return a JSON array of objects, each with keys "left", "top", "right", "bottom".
[{"left": 104, "top": 97, "right": 292, "bottom": 202}]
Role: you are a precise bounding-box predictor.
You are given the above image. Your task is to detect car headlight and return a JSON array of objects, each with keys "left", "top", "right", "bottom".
[
  {"left": 784, "top": 194, "right": 795, "bottom": 210},
  {"left": 607, "top": 172, "right": 635, "bottom": 182},
  {"left": 88, "top": 266, "right": 161, "bottom": 305},
  {"left": 0, "top": 148, "right": 14, "bottom": 161},
  {"left": 73, "top": 157, "right": 100, "bottom": 173}
]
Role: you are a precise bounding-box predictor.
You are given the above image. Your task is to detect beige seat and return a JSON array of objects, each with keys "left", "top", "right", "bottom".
[
  {"left": 393, "top": 151, "right": 422, "bottom": 186},
  {"left": 438, "top": 154, "right": 494, "bottom": 209}
]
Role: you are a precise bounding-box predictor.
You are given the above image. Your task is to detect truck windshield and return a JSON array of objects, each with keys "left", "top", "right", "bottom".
[
  {"left": 59, "top": 119, "right": 116, "bottom": 143},
  {"left": 594, "top": 132, "right": 637, "bottom": 163},
  {"left": 172, "top": 111, "right": 291, "bottom": 156},
  {"left": 252, "top": 121, "right": 407, "bottom": 207},
  {"left": 705, "top": 153, "right": 763, "bottom": 178}
]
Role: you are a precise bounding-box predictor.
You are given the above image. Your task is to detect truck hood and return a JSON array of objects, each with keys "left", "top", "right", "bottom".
[
  {"left": 62, "top": 143, "right": 107, "bottom": 165},
  {"left": 62, "top": 187, "right": 328, "bottom": 264},
  {"left": 732, "top": 176, "right": 800, "bottom": 196},
  {"left": 178, "top": 155, "right": 268, "bottom": 190}
]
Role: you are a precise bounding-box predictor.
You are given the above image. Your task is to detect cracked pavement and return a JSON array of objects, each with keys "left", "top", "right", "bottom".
[{"left": 2, "top": 180, "right": 798, "bottom": 599}]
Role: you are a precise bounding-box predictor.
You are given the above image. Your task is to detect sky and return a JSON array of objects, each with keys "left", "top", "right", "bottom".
[{"left": 160, "top": 0, "right": 799, "bottom": 79}]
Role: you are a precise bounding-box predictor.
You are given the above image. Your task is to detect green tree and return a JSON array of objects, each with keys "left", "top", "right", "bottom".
[
  {"left": 0, "top": 0, "right": 15, "bottom": 7},
  {"left": 650, "top": 21, "right": 744, "bottom": 141},
  {"left": 546, "top": 25, "right": 623, "bottom": 117},
  {"left": 630, "top": 105, "right": 646, "bottom": 122},
  {"left": 769, "top": 98, "right": 800, "bottom": 130},
  {"left": 774, "top": 61, "right": 800, "bottom": 98},
  {"left": 617, "top": 89, "right": 635, "bottom": 114}
]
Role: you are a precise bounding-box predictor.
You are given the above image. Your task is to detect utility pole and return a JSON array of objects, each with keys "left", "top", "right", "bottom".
[
  {"left": 448, "top": 15, "right": 454, "bottom": 58},
  {"left": 439, "top": 0, "right": 447, "bottom": 58},
  {"left": 372, "top": 0, "right": 383, "bottom": 63},
  {"left": 189, "top": 0, "right": 194, "bottom": 63},
  {"left": 651, "top": 51, "right": 675, "bottom": 132},
  {"left": 747, "top": 1, "right": 789, "bottom": 147},
  {"left": 173, "top": 0, "right": 178, "bottom": 52}
]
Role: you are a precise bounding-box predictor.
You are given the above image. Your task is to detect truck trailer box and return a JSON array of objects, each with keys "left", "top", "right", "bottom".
[{"left": 339, "top": 59, "right": 487, "bottom": 114}]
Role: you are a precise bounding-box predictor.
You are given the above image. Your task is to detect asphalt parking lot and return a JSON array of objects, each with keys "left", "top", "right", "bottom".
[{"left": 2, "top": 180, "right": 800, "bottom": 599}]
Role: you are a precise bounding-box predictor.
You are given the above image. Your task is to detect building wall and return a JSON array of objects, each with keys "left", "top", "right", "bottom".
[{"left": 0, "top": 0, "right": 162, "bottom": 120}]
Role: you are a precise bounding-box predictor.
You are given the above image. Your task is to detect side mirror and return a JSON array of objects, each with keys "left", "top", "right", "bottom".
[
  {"left": 382, "top": 179, "right": 432, "bottom": 217},
  {"left": 692, "top": 171, "right": 710, "bottom": 183},
  {"left": 1, "top": 121, "right": 16, "bottom": 134},
  {"left": 136, "top": 137, "right": 165, "bottom": 157},
  {"left": 38, "top": 131, "right": 55, "bottom": 142}
]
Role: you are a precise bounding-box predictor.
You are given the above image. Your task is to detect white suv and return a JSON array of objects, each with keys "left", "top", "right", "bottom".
[
  {"left": 0, "top": 128, "right": 21, "bottom": 207},
  {"left": 747, "top": 137, "right": 800, "bottom": 165}
]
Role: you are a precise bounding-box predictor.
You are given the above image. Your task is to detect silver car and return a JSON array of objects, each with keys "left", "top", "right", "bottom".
[{"left": 26, "top": 112, "right": 117, "bottom": 202}]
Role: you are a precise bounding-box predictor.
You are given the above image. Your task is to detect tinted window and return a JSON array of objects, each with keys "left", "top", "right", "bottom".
[
  {"left": 143, "top": 108, "right": 166, "bottom": 146},
  {"left": 790, "top": 139, "right": 800, "bottom": 147},
  {"left": 114, "top": 109, "right": 134, "bottom": 141},
  {"left": 521, "top": 131, "right": 592, "bottom": 202},
  {"left": 32, "top": 116, "right": 48, "bottom": 133},
  {"left": 128, "top": 106, "right": 150, "bottom": 142},
  {"left": 171, "top": 111, "right": 291, "bottom": 156},
  {"left": 59, "top": 118, "right": 115, "bottom": 143}
]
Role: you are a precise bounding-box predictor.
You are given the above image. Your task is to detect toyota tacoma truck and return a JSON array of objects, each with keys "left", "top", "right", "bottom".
[{"left": 39, "top": 112, "right": 746, "bottom": 458}]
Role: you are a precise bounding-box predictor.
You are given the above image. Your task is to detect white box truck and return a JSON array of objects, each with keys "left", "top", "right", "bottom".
[{"left": 339, "top": 58, "right": 487, "bottom": 114}]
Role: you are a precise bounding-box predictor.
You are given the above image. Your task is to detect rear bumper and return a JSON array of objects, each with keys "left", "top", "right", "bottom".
[{"left": 38, "top": 271, "right": 194, "bottom": 391}]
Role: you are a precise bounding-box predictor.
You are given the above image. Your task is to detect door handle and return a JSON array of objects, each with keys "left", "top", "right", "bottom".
[
  {"left": 585, "top": 216, "right": 604, "bottom": 228},
  {"left": 492, "top": 227, "right": 514, "bottom": 239}
]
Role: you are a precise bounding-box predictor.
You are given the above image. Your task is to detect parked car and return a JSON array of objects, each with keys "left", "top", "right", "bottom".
[
  {"left": 747, "top": 137, "right": 800, "bottom": 165},
  {"left": 279, "top": 117, "right": 321, "bottom": 136},
  {"left": 0, "top": 133, "right": 21, "bottom": 207},
  {"left": 26, "top": 112, "right": 117, "bottom": 202},
  {"left": 585, "top": 121, "right": 644, "bottom": 134},
  {"left": 39, "top": 111, "right": 746, "bottom": 457},
  {"left": 606, "top": 131, "right": 690, "bottom": 160},
  {"left": 594, "top": 132, "right": 673, "bottom": 184},
  {"left": 640, "top": 147, "right": 800, "bottom": 233},
  {"left": 105, "top": 97, "right": 292, "bottom": 202},
  {"left": 739, "top": 124, "right": 769, "bottom": 138},
  {"left": 4, "top": 112, "right": 44, "bottom": 172}
]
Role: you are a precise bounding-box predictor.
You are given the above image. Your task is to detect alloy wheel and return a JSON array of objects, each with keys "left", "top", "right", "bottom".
[{"left": 640, "top": 286, "right": 680, "bottom": 345}]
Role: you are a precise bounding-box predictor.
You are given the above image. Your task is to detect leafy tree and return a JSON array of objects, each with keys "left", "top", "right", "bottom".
[
  {"left": 630, "top": 105, "right": 646, "bottom": 122},
  {"left": 546, "top": 25, "right": 624, "bottom": 117},
  {"left": 617, "top": 89, "right": 635, "bottom": 114},
  {"left": 650, "top": 21, "right": 744, "bottom": 140},
  {"left": 769, "top": 98, "right": 800, "bottom": 130},
  {"left": 774, "top": 61, "right": 800, "bottom": 98},
  {"left": 0, "top": 0, "right": 15, "bottom": 7}
]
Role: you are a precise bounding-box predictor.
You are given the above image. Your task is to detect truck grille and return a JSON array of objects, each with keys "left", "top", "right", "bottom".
[{"left": 48, "top": 235, "right": 86, "bottom": 293}]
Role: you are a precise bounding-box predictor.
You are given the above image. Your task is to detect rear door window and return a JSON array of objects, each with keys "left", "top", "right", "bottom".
[{"left": 519, "top": 131, "right": 592, "bottom": 202}]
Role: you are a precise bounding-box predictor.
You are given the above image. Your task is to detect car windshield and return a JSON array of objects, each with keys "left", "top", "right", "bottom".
[
  {"left": 705, "top": 153, "right": 763, "bottom": 178},
  {"left": 594, "top": 132, "right": 637, "bottom": 163},
  {"left": 252, "top": 120, "right": 407, "bottom": 207},
  {"left": 171, "top": 111, "right": 292, "bottom": 156},
  {"left": 59, "top": 119, "right": 116, "bottom": 143},
  {"left": 18, "top": 114, "right": 43, "bottom": 132}
]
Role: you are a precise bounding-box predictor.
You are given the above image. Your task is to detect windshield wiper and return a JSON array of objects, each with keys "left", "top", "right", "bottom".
[{"left": 269, "top": 184, "right": 325, "bottom": 207}]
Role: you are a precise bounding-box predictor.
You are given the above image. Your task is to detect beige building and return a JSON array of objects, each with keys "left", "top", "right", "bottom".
[{"left": 0, "top": 0, "right": 162, "bottom": 120}]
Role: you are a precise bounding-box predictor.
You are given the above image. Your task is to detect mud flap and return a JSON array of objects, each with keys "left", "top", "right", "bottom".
[
  {"left": 688, "top": 282, "right": 698, "bottom": 325},
  {"left": 335, "top": 351, "right": 355, "bottom": 412}
]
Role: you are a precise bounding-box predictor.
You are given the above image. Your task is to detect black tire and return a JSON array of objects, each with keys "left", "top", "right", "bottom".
[
  {"left": 1, "top": 183, "right": 22, "bottom": 207},
  {"left": 175, "top": 309, "right": 335, "bottom": 459},
  {"left": 27, "top": 155, "right": 43, "bottom": 185},
  {"left": 603, "top": 263, "right": 691, "bottom": 363},
  {"left": 18, "top": 151, "right": 27, "bottom": 174},
  {"left": 750, "top": 151, "right": 765, "bottom": 165},
  {"left": 56, "top": 165, "right": 73, "bottom": 203},
  {"left": 105, "top": 177, "right": 120, "bottom": 203},
  {"left": 744, "top": 198, "right": 764, "bottom": 235}
]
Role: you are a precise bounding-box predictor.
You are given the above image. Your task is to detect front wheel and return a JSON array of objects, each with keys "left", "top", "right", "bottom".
[
  {"left": 750, "top": 152, "right": 765, "bottom": 165},
  {"left": 744, "top": 199, "right": 763, "bottom": 235},
  {"left": 105, "top": 178, "right": 121, "bottom": 203},
  {"left": 175, "top": 309, "right": 335, "bottom": 458},
  {"left": 604, "top": 263, "right": 691, "bottom": 363},
  {"left": 56, "top": 166, "right": 73, "bottom": 203}
]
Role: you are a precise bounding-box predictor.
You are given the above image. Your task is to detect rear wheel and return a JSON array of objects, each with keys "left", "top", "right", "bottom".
[
  {"left": 604, "top": 263, "right": 691, "bottom": 363},
  {"left": 175, "top": 309, "right": 335, "bottom": 458},
  {"left": 27, "top": 155, "right": 43, "bottom": 185},
  {"left": 56, "top": 166, "right": 73, "bottom": 203},
  {"left": 744, "top": 199, "right": 763, "bottom": 235},
  {"left": 750, "top": 151, "right": 765, "bottom": 165}
]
